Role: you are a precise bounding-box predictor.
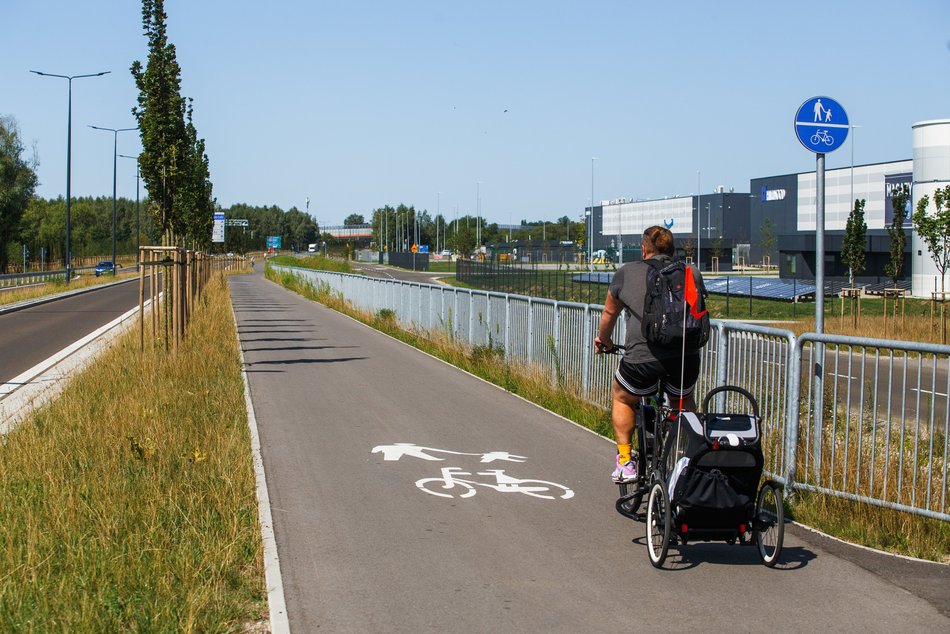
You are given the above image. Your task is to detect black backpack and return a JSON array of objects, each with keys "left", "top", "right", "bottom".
[{"left": 641, "top": 259, "right": 710, "bottom": 349}]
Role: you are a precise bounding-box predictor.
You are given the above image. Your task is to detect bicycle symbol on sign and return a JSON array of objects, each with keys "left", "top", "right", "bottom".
[
  {"left": 372, "top": 443, "right": 575, "bottom": 501},
  {"left": 809, "top": 129, "right": 834, "bottom": 146}
]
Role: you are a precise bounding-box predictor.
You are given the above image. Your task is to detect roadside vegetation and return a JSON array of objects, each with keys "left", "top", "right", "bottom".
[
  {"left": 269, "top": 253, "right": 351, "bottom": 273},
  {"left": 268, "top": 258, "right": 950, "bottom": 562},
  {"left": 0, "top": 274, "right": 266, "bottom": 630}
]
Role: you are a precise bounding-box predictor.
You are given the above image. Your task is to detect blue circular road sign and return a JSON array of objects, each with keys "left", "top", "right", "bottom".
[{"left": 794, "top": 96, "right": 849, "bottom": 153}]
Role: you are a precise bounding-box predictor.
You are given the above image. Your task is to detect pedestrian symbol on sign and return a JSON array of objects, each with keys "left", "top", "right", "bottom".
[{"left": 795, "top": 96, "right": 848, "bottom": 154}]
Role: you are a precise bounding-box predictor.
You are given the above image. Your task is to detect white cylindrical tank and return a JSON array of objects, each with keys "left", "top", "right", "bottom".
[{"left": 911, "top": 119, "right": 950, "bottom": 297}]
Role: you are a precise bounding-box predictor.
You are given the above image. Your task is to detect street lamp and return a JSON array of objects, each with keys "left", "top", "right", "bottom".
[
  {"left": 90, "top": 125, "right": 138, "bottom": 272},
  {"left": 850, "top": 124, "right": 862, "bottom": 215},
  {"left": 590, "top": 157, "right": 597, "bottom": 270},
  {"left": 30, "top": 69, "right": 110, "bottom": 283},
  {"left": 696, "top": 170, "right": 702, "bottom": 271},
  {"left": 118, "top": 154, "right": 140, "bottom": 269}
]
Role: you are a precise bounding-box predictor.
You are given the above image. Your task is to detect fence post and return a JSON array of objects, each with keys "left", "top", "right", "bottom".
[
  {"left": 553, "top": 300, "right": 561, "bottom": 382},
  {"left": 527, "top": 297, "right": 534, "bottom": 363},
  {"left": 582, "top": 304, "right": 591, "bottom": 396},
  {"left": 504, "top": 294, "right": 511, "bottom": 357},
  {"left": 716, "top": 322, "right": 729, "bottom": 389},
  {"left": 785, "top": 337, "right": 803, "bottom": 493},
  {"left": 468, "top": 289, "right": 474, "bottom": 345}
]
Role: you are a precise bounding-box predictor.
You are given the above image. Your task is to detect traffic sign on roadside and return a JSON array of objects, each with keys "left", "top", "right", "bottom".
[{"left": 794, "top": 96, "right": 849, "bottom": 153}]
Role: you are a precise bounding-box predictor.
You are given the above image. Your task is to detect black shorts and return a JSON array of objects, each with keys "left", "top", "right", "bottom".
[{"left": 614, "top": 355, "right": 701, "bottom": 398}]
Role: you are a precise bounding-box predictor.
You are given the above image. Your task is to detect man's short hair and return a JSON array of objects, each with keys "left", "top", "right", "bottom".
[{"left": 642, "top": 226, "right": 675, "bottom": 257}]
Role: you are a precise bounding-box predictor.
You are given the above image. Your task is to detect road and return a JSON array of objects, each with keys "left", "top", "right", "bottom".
[
  {"left": 350, "top": 260, "right": 453, "bottom": 285},
  {"left": 0, "top": 278, "right": 149, "bottom": 383},
  {"left": 231, "top": 270, "right": 949, "bottom": 632}
]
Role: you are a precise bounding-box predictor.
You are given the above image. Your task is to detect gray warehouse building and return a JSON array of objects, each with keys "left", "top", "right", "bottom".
[{"left": 587, "top": 119, "right": 949, "bottom": 296}]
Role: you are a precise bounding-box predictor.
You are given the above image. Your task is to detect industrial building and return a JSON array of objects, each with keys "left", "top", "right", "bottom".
[{"left": 586, "top": 119, "right": 950, "bottom": 297}]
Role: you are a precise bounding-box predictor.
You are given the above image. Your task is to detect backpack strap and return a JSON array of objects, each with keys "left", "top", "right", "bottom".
[{"left": 630, "top": 258, "right": 666, "bottom": 323}]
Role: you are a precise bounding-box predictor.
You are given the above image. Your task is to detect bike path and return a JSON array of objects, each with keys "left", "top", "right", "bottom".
[{"left": 230, "top": 271, "right": 949, "bottom": 633}]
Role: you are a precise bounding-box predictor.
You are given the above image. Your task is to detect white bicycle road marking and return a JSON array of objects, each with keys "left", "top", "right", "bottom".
[
  {"left": 416, "top": 467, "right": 574, "bottom": 500},
  {"left": 372, "top": 443, "right": 574, "bottom": 501}
]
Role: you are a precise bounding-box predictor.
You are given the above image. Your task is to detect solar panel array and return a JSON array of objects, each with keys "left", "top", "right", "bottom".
[
  {"left": 571, "top": 272, "right": 614, "bottom": 284},
  {"left": 703, "top": 277, "right": 816, "bottom": 301},
  {"left": 863, "top": 280, "right": 912, "bottom": 295},
  {"left": 570, "top": 271, "right": 910, "bottom": 302}
]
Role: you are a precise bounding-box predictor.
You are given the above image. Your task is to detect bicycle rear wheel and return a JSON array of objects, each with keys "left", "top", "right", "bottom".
[{"left": 754, "top": 481, "right": 784, "bottom": 567}]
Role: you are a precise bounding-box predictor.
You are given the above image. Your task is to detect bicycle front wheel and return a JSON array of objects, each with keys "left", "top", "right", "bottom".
[
  {"left": 416, "top": 477, "right": 477, "bottom": 499},
  {"left": 646, "top": 481, "right": 671, "bottom": 568}
]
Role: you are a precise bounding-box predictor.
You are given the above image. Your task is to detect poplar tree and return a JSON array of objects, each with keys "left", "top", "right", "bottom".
[
  {"left": 885, "top": 184, "right": 910, "bottom": 288},
  {"left": 842, "top": 198, "right": 867, "bottom": 287},
  {"left": 131, "top": 0, "right": 213, "bottom": 247}
]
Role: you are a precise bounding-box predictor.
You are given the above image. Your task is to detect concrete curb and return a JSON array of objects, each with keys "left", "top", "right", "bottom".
[{"left": 232, "top": 303, "right": 290, "bottom": 634}]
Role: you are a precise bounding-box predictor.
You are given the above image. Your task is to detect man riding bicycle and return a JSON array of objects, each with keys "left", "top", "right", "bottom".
[{"left": 594, "top": 226, "right": 704, "bottom": 483}]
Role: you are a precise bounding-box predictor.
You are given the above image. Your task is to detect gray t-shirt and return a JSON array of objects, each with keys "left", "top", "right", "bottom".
[{"left": 608, "top": 255, "right": 693, "bottom": 363}]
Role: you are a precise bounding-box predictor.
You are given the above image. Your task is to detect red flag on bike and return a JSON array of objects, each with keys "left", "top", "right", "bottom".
[{"left": 685, "top": 266, "right": 707, "bottom": 320}]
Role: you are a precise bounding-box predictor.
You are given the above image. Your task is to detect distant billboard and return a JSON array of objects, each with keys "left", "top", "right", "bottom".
[
  {"left": 212, "top": 212, "right": 225, "bottom": 243},
  {"left": 884, "top": 172, "right": 913, "bottom": 227}
]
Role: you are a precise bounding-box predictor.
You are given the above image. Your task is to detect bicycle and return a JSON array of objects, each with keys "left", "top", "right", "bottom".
[
  {"left": 809, "top": 129, "right": 834, "bottom": 146},
  {"left": 595, "top": 342, "right": 681, "bottom": 521},
  {"left": 415, "top": 467, "right": 575, "bottom": 500}
]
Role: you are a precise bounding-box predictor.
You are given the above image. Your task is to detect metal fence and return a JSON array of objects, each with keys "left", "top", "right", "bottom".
[
  {"left": 0, "top": 269, "right": 69, "bottom": 288},
  {"left": 274, "top": 264, "right": 949, "bottom": 522}
]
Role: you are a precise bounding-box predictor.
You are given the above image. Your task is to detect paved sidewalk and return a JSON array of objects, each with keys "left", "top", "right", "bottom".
[{"left": 231, "top": 270, "right": 949, "bottom": 633}]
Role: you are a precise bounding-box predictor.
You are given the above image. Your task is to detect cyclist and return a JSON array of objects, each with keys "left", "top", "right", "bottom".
[{"left": 594, "top": 226, "right": 702, "bottom": 483}]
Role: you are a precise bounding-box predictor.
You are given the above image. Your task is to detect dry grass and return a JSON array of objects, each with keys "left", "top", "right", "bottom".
[{"left": 0, "top": 274, "right": 265, "bottom": 631}]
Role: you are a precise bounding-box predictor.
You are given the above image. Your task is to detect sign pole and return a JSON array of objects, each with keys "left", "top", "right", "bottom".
[
  {"left": 813, "top": 151, "right": 826, "bottom": 480},
  {"left": 815, "top": 152, "right": 825, "bottom": 334},
  {"left": 795, "top": 96, "right": 848, "bottom": 484}
]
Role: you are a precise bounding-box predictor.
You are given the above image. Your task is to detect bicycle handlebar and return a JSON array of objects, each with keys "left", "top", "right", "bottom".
[{"left": 595, "top": 342, "right": 626, "bottom": 355}]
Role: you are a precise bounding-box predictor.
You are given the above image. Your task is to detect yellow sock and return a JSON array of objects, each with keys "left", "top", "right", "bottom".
[{"left": 617, "top": 443, "right": 632, "bottom": 464}]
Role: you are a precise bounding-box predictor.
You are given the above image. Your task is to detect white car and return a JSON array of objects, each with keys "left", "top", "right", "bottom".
[{"left": 440, "top": 250, "right": 452, "bottom": 257}]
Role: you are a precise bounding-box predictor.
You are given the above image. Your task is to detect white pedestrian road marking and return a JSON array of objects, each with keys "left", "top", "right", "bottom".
[
  {"left": 372, "top": 443, "right": 527, "bottom": 463},
  {"left": 372, "top": 443, "right": 573, "bottom": 501}
]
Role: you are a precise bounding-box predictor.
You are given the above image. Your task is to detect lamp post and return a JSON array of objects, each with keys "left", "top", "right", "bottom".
[
  {"left": 30, "top": 69, "right": 110, "bottom": 283},
  {"left": 850, "top": 124, "right": 862, "bottom": 216},
  {"left": 590, "top": 157, "right": 597, "bottom": 270},
  {"left": 90, "top": 125, "right": 137, "bottom": 273},
  {"left": 696, "top": 170, "right": 702, "bottom": 271},
  {"left": 476, "top": 181, "right": 481, "bottom": 254},
  {"left": 118, "top": 153, "right": 140, "bottom": 269}
]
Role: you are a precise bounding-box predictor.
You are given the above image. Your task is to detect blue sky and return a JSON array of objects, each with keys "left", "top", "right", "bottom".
[{"left": 3, "top": 0, "right": 949, "bottom": 227}]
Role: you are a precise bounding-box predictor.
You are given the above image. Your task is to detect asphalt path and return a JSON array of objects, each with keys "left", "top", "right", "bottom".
[
  {"left": 232, "top": 270, "right": 948, "bottom": 632},
  {"left": 0, "top": 278, "right": 150, "bottom": 383}
]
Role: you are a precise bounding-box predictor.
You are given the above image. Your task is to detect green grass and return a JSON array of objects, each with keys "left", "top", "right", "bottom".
[
  {"left": 426, "top": 261, "right": 457, "bottom": 273},
  {"left": 269, "top": 253, "right": 351, "bottom": 273},
  {"left": 268, "top": 265, "right": 950, "bottom": 561},
  {"left": 0, "top": 274, "right": 266, "bottom": 631}
]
